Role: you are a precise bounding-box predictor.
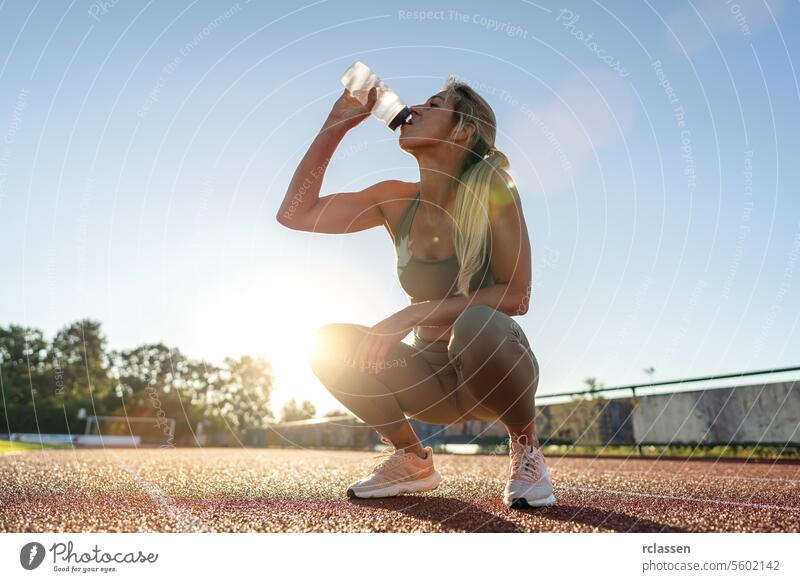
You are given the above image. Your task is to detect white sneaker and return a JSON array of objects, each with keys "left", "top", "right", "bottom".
[
  {"left": 503, "top": 434, "right": 557, "bottom": 509},
  {"left": 347, "top": 437, "right": 441, "bottom": 499}
]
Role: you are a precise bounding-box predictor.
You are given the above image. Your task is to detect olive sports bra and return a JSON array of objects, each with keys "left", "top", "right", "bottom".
[{"left": 394, "top": 190, "right": 494, "bottom": 300}]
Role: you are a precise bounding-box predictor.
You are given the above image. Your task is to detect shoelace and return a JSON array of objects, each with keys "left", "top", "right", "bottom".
[
  {"left": 369, "top": 436, "right": 409, "bottom": 474},
  {"left": 509, "top": 434, "right": 543, "bottom": 482}
]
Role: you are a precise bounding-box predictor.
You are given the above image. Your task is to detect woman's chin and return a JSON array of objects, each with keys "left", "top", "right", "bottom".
[
  {"left": 398, "top": 135, "right": 428, "bottom": 154},
  {"left": 398, "top": 135, "right": 415, "bottom": 152}
]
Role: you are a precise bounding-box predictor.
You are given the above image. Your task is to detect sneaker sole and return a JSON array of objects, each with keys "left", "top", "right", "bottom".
[
  {"left": 346, "top": 470, "right": 441, "bottom": 499},
  {"left": 507, "top": 493, "right": 557, "bottom": 509}
]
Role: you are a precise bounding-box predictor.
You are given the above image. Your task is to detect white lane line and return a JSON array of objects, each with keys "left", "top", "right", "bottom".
[
  {"left": 557, "top": 485, "right": 800, "bottom": 512},
  {"left": 109, "top": 450, "right": 215, "bottom": 532}
]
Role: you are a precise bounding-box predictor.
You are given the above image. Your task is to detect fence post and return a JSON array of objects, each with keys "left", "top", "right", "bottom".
[{"left": 632, "top": 386, "right": 643, "bottom": 457}]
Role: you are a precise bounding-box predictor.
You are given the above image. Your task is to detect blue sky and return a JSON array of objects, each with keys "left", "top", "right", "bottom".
[{"left": 1, "top": 0, "right": 798, "bottom": 416}]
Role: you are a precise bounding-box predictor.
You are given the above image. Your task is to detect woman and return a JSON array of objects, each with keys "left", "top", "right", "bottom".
[{"left": 276, "top": 76, "right": 556, "bottom": 509}]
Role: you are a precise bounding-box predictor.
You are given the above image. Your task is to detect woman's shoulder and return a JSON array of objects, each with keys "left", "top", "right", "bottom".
[
  {"left": 371, "top": 179, "right": 418, "bottom": 202},
  {"left": 374, "top": 180, "right": 419, "bottom": 239}
]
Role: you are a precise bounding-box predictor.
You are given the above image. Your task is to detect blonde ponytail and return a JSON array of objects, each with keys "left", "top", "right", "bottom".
[
  {"left": 440, "top": 76, "right": 510, "bottom": 297},
  {"left": 452, "top": 149, "right": 509, "bottom": 296}
]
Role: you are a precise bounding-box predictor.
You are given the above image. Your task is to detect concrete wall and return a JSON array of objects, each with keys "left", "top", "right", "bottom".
[
  {"left": 240, "top": 380, "right": 799, "bottom": 448},
  {"left": 245, "top": 419, "right": 379, "bottom": 450},
  {"left": 445, "top": 398, "right": 629, "bottom": 445},
  {"left": 632, "top": 381, "right": 800, "bottom": 445},
  {"left": 455, "top": 380, "right": 799, "bottom": 446}
]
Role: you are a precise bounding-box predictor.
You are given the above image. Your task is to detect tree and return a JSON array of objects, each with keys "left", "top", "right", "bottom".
[
  {"left": 0, "top": 318, "right": 277, "bottom": 441},
  {"left": 108, "top": 343, "right": 207, "bottom": 442},
  {"left": 324, "top": 408, "right": 354, "bottom": 418},
  {"left": 51, "top": 319, "right": 117, "bottom": 433},
  {"left": 0, "top": 324, "right": 54, "bottom": 433},
  {"left": 51, "top": 319, "right": 114, "bottom": 401},
  {"left": 583, "top": 377, "right": 605, "bottom": 401},
  {"left": 280, "top": 399, "right": 316, "bottom": 422},
  {"left": 217, "top": 355, "right": 274, "bottom": 429},
  {"left": 110, "top": 348, "right": 275, "bottom": 438}
]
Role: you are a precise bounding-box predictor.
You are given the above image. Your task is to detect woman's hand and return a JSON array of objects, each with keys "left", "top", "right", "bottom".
[
  {"left": 324, "top": 86, "right": 378, "bottom": 132},
  {"left": 351, "top": 304, "right": 424, "bottom": 374}
]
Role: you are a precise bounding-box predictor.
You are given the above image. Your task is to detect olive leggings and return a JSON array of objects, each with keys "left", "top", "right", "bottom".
[{"left": 309, "top": 305, "right": 539, "bottom": 435}]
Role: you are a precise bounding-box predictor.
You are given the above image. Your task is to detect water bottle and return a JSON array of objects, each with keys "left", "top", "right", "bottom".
[{"left": 340, "top": 61, "right": 412, "bottom": 131}]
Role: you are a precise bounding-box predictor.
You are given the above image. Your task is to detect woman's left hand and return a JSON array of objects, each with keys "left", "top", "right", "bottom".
[{"left": 352, "top": 304, "right": 425, "bottom": 374}]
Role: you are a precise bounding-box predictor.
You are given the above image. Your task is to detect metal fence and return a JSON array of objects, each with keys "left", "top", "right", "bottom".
[{"left": 247, "top": 365, "right": 800, "bottom": 454}]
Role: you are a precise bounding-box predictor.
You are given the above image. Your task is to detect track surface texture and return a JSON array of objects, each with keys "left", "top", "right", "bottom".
[{"left": 1, "top": 448, "right": 798, "bottom": 533}]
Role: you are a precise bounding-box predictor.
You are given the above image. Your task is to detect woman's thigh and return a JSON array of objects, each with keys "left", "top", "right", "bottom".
[
  {"left": 311, "top": 323, "right": 466, "bottom": 425},
  {"left": 448, "top": 306, "right": 539, "bottom": 422}
]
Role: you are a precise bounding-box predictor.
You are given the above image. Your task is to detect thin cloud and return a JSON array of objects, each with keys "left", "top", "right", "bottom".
[
  {"left": 665, "top": 0, "right": 784, "bottom": 55},
  {"left": 507, "top": 68, "right": 636, "bottom": 195}
]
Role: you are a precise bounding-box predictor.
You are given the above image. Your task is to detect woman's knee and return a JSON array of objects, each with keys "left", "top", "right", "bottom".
[
  {"left": 450, "top": 306, "right": 510, "bottom": 359},
  {"left": 309, "top": 323, "right": 365, "bottom": 375},
  {"left": 450, "top": 306, "right": 535, "bottom": 381}
]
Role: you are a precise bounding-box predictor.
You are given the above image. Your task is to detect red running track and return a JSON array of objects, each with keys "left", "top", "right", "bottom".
[{"left": 1, "top": 448, "right": 798, "bottom": 532}]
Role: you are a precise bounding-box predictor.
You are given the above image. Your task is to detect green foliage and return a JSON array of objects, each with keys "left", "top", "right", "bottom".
[
  {"left": 0, "top": 320, "right": 275, "bottom": 439},
  {"left": 535, "top": 443, "right": 800, "bottom": 460},
  {"left": 280, "top": 398, "right": 317, "bottom": 422},
  {"left": 0, "top": 439, "right": 70, "bottom": 452}
]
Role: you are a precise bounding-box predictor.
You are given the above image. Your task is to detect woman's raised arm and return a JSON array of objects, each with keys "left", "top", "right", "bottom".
[{"left": 276, "top": 87, "right": 394, "bottom": 234}]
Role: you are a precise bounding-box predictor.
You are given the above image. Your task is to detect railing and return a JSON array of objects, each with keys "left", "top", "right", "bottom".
[
  {"left": 267, "top": 364, "right": 800, "bottom": 428},
  {"left": 258, "top": 366, "right": 800, "bottom": 455},
  {"left": 535, "top": 364, "right": 800, "bottom": 401},
  {"left": 266, "top": 415, "right": 359, "bottom": 427}
]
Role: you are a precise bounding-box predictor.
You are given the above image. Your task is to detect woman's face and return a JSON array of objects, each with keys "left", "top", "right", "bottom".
[{"left": 399, "top": 91, "right": 464, "bottom": 154}]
